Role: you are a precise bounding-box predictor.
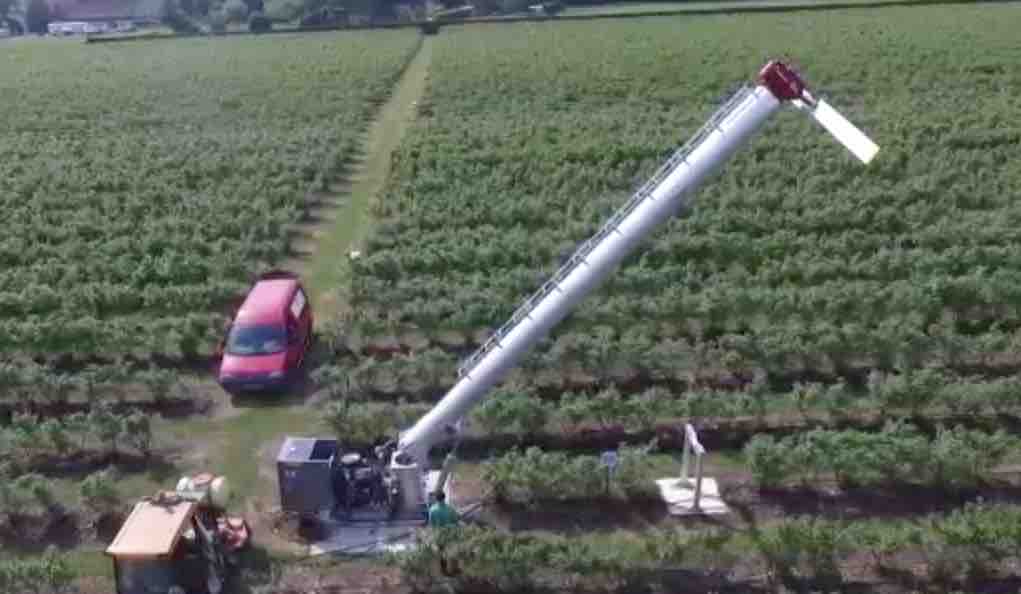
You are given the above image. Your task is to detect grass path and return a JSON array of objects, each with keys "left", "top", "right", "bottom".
[
  {"left": 289, "top": 35, "right": 434, "bottom": 324},
  {"left": 67, "top": 38, "right": 436, "bottom": 586},
  {"left": 199, "top": 35, "right": 436, "bottom": 549}
]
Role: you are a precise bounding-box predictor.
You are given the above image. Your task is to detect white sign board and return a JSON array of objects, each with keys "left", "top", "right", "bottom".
[{"left": 601, "top": 450, "right": 618, "bottom": 471}]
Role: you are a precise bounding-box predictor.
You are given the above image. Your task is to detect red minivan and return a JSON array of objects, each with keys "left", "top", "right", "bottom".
[{"left": 218, "top": 271, "right": 313, "bottom": 393}]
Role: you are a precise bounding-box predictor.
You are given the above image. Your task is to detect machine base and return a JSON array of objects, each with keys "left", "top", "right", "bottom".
[
  {"left": 308, "top": 471, "right": 451, "bottom": 556},
  {"left": 308, "top": 517, "right": 427, "bottom": 555},
  {"left": 654, "top": 476, "right": 728, "bottom": 516}
]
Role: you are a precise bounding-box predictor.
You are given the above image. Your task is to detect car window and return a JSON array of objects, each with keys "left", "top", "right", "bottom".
[{"left": 225, "top": 324, "right": 286, "bottom": 356}]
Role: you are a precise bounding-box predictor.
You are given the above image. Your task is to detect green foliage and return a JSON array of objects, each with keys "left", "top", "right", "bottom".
[
  {"left": 323, "top": 399, "right": 430, "bottom": 446},
  {"left": 24, "top": 0, "right": 48, "bottom": 33},
  {"left": 0, "top": 548, "right": 74, "bottom": 594},
  {"left": 209, "top": 10, "right": 228, "bottom": 31},
  {"left": 224, "top": 0, "right": 250, "bottom": 20},
  {"left": 472, "top": 386, "right": 550, "bottom": 437},
  {"left": 754, "top": 516, "right": 846, "bottom": 590},
  {"left": 612, "top": 441, "right": 659, "bottom": 499},
  {"left": 88, "top": 404, "right": 124, "bottom": 455},
  {"left": 480, "top": 443, "right": 656, "bottom": 505},
  {"left": 745, "top": 435, "right": 789, "bottom": 489},
  {"left": 138, "top": 368, "right": 177, "bottom": 405},
  {"left": 80, "top": 469, "right": 120, "bottom": 514},
  {"left": 744, "top": 422, "right": 1018, "bottom": 491},
  {"left": 161, "top": 0, "right": 202, "bottom": 32},
  {"left": 0, "top": 32, "right": 420, "bottom": 361},
  {"left": 868, "top": 366, "right": 945, "bottom": 416},
  {"left": 40, "top": 418, "right": 72, "bottom": 455},
  {"left": 1, "top": 409, "right": 154, "bottom": 465},
  {"left": 123, "top": 411, "right": 153, "bottom": 458},
  {"left": 3, "top": 473, "right": 56, "bottom": 517},
  {"left": 248, "top": 10, "right": 272, "bottom": 31},
  {"left": 348, "top": 5, "right": 1021, "bottom": 430},
  {"left": 264, "top": 0, "right": 303, "bottom": 20},
  {"left": 393, "top": 505, "right": 1021, "bottom": 592},
  {"left": 560, "top": 386, "right": 651, "bottom": 429}
]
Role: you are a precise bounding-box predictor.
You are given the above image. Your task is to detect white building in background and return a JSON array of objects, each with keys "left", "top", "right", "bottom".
[{"left": 47, "top": 20, "right": 136, "bottom": 35}]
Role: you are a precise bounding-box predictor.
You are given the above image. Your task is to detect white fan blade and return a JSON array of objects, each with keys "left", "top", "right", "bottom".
[{"left": 811, "top": 99, "right": 880, "bottom": 164}]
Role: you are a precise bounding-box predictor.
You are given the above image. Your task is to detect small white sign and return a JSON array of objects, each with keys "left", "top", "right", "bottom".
[{"left": 601, "top": 451, "right": 618, "bottom": 470}]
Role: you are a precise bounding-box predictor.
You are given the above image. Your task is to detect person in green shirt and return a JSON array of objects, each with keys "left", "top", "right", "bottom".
[
  {"left": 427, "top": 491, "right": 459, "bottom": 575},
  {"left": 428, "top": 491, "right": 459, "bottom": 528}
]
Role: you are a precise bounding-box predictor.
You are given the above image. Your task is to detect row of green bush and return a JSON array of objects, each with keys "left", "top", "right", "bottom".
[
  {"left": 3, "top": 408, "right": 154, "bottom": 463},
  {"left": 1, "top": 467, "right": 121, "bottom": 521},
  {"left": 479, "top": 442, "right": 658, "bottom": 505},
  {"left": 395, "top": 504, "right": 1021, "bottom": 592},
  {"left": 0, "top": 549, "right": 74, "bottom": 594},
  {"left": 314, "top": 360, "right": 1021, "bottom": 441},
  {"left": 745, "top": 421, "right": 1016, "bottom": 490}
]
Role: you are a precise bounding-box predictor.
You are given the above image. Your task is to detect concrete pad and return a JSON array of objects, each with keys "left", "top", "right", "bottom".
[{"left": 655, "top": 477, "right": 728, "bottom": 516}]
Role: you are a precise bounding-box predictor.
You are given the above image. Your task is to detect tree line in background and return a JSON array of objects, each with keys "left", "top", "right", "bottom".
[{"left": 160, "top": 0, "right": 414, "bottom": 31}]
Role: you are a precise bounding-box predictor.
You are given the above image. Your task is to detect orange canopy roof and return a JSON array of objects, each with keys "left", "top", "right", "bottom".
[{"left": 105, "top": 497, "right": 197, "bottom": 559}]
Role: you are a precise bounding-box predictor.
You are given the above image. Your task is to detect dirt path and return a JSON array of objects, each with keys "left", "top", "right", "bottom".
[{"left": 285, "top": 35, "right": 434, "bottom": 324}]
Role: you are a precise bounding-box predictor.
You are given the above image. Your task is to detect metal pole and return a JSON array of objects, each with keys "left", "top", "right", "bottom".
[
  {"left": 693, "top": 453, "right": 704, "bottom": 512},
  {"left": 679, "top": 431, "right": 691, "bottom": 487}
]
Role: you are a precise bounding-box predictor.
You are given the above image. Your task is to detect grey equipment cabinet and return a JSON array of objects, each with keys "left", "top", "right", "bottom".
[{"left": 277, "top": 437, "right": 338, "bottom": 518}]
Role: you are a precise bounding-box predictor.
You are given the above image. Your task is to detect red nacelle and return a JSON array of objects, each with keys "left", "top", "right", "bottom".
[{"left": 218, "top": 270, "right": 313, "bottom": 393}]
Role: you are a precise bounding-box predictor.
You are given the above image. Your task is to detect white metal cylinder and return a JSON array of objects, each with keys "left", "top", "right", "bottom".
[
  {"left": 398, "top": 86, "right": 782, "bottom": 463},
  {"left": 392, "top": 458, "right": 425, "bottom": 514}
]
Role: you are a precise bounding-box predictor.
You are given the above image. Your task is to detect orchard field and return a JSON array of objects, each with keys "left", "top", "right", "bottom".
[
  {"left": 0, "top": 31, "right": 420, "bottom": 426},
  {"left": 343, "top": 5, "right": 1021, "bottom": 432},
  {"left": 0, "top": 30, "right": 422, "bottom": 592},
  {"left": 0, "top": 32, "right": 419, "bottom": 364},
  {"left": 332, "top": 5, "right": 1021, "bottom": 591},
  {"left": 4, "top": 3, "right": 1021, "bottom": 592}
]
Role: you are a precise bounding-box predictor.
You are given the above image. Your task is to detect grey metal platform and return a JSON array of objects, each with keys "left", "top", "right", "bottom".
[{"left": 308, "top": 470, "right": 448, "bottom": 556}]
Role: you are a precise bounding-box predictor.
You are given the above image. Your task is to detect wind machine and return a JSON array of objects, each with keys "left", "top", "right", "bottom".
[{"left": 276, "top": 59, "right": 881, "bottom": 553}]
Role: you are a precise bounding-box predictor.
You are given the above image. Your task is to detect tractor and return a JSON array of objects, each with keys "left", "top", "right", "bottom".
[{"left": 105, "top": 473, "right": 250, "bottom": 594}]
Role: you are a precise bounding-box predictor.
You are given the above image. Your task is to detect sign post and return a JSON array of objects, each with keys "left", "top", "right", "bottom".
[{"left": 601, "top": 450, "right": 618, "bottom": 497}]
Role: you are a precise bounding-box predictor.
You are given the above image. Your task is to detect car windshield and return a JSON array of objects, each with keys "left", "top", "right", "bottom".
[{"left": 225, "top": 324, "right": 286, "bottom": 356}]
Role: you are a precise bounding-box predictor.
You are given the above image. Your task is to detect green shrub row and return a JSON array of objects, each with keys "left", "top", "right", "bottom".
[
  {"left": 395, "top": 504, "right": 1021, "bottom": 592},
  {"left": 3, "top": 407, "right": 154, "bottom": 462},
  {"left": 745, "top": 421, "right": 1016, "bottom": 490},
  {"left": 0, "top": 549, "right": 74, "bottom": 594},
  {"left": 0, "top": 467, "right": 122, "bottom": 521},
  {"left": 0, "top": 362, "right": 184, "bottom": 408},
  {"left": 479, "top": 442, "right": 658, "bottom": 505},
  {"left": 314, "top": 358, "right": 1021, "bottom": 435}
]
